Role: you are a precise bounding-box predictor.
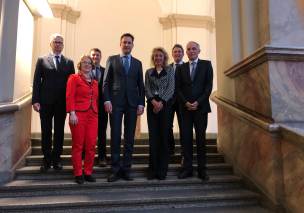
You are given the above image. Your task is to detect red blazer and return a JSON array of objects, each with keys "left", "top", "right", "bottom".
[{"left": 66, "top": 73, "right": 98, "bottom": 113}]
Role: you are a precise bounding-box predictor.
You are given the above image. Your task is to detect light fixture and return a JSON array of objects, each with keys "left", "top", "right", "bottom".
[{"left": 24, "top": 0, "right": 53, "bottom": 18}]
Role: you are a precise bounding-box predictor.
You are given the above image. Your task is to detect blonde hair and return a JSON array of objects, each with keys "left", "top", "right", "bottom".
[
  {"left": 150, "top": 47, "right": 169, "bottom": 67},
  {"left": 77, "top": 55, "right": 94, "bottom": 73}
]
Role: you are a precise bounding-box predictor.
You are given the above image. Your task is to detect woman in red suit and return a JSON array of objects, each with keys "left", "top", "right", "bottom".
[{"left": 66, "top": 55, "right": 99, "bottom": 184}]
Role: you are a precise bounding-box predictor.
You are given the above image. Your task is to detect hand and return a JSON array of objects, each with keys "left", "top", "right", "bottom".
[
  {"left": 69, "top": 111, "right": 78, "bottom": 125},
  {"left": 33, "top": 103, "right": 40, "bottom": 112},
  {"left": 137, "top": 105, "right": 144, "bottom": 115},
  {"left": 190, "top": 101, "right": 199, "bottom": 110},
  {"left": 185, "top": 102, "right": 193, "bottom": 111},
  {"left": 104, "top": 102, "right": 112, "bottom": 114}
]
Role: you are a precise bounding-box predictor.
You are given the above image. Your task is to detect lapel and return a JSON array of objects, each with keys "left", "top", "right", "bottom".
[
  {"left": 115, "top": 55, "right": 124, "bottom": 75},
  {"left": 184, "top": 62, "right": 192, "bottom": 82},
  {"left": 47, "top": 54, "right": 56, "bottom": 70},
  {"left": 59, "top": 55, "right": 66, "bottom": 71},
  {"left": 128, "top": 56, "right": 135, "bottom": 75},
  {"left": 192, "top": 60, "right": 200, "bottom": 82}
]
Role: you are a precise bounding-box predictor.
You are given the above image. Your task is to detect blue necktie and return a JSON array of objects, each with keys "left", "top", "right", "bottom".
[
  {"left": 55, "top": 55, "right": 60, "bottom": 71},
  {"left": 190, "top": 62, "right": 196, "bottom": 81},
  {"left": 123, "top": 56, "right": 129, "bottom": 74}
]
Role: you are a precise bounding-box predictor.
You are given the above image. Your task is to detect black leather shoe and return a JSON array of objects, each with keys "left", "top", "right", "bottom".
[
  {"left": 75, "top": 176, "right": 84, "bottom": 184},
  {"left": 157, "top": 175, "right": 166, "bottom": 180},
  {"left": 40, "top": 161, "right": 51, "bottom": 173},
  {"left": 198, "top": 172, "right": 209, "bottom": 181},
  {"left": 84, "top": 175, "right": 96, "bottom": 182},
  {"left": 53, "top": 161, "right": 63, "bottom": 171},
  {"left": 121, "top": 172, "right": 133, "bottom": 181},
  {"left": 147, "top": 172, "right": 156, "bottom": 180},
  {"left": 178, "top": 170, "right": 193, "bottom": 179},
  {"left": 107, "top": 173, "right": 120, "bottom": 182}
]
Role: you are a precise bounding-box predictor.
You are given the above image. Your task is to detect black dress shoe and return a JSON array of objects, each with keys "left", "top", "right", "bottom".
[
  {"left": 178, "top": 170, "right": 193, "bottom": 179},
  {"left": 121, "top": 172, "right": 133, "bottom": 181},
  {"left": 147, "top": 172, "right": 156, "bottom": 180},
  {"left": 198, "top": 172, "right": 209, "bottom": 181},
  {"left": 75, "top": 176, "right": 84, "bottom": 184},
  {"left": 53, "top": 161, "right": 63, "bottom": 171},
  {"left": 40, "top": 161, "right": 51, "bottom": 173},
  {"left": 107, "top": 173, "right": 120, "bottom": 182},
  {"left": 84, "top": 175, "right": 96, "bottom": 182},
  {"left": 157, "top": 175, "right": 166, "bottom": 180}
]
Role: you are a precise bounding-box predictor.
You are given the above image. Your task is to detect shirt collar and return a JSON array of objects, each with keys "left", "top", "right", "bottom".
[
  {"left": 51, "top": 53, "right": 62, "bottom": 58},
  {"left": 189, "top": 57, "right": 199, "bottom": 64},
  {"left": 120, "top": 54, "right": 131, "bottom": 59}
]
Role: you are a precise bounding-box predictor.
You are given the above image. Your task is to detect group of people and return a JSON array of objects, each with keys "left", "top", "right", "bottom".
[{"left": 32, "top": 32, "right": 213, "bottom": 184}]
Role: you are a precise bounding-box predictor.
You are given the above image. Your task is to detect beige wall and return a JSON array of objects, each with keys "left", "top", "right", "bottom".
[{"left": 30, "top": 0, "right": 218, "bottom": 134}]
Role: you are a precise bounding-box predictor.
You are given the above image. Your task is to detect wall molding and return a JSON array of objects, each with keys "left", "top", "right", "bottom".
[
  {"left": 0, "top": 91, "right": 32, "bottom": 114},
  {"left": 224, "top": 45, "right": 304, "bottom": 78},
  {"left": 159, "top": 14, "right": 214, "bottom": 32},
  {"left": 50, "top": 3, "right": 80, "bottom": 24}
]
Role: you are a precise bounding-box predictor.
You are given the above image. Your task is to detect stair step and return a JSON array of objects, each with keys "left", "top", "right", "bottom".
[
  {"left": 25, "top": 153, "right": 225, "bottom": 166},
  {"left": 31, "top": 138, "right": 217, "bottom": 146},
  {"left": 0, "top": 188, "right": 260, "bottom": 212},
  {"left": 1, "top": 175, "right": 242, "bottom": 197},
  {"left": 14, "top": 164, "right": 233, "bottom": 180},
  {"left": 30, "top": 144, "right": 218, "bottom": 155}
]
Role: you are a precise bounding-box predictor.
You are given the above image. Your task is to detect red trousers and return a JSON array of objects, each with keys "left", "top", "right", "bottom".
[{"left": 69, "top": 109, "right": 98, "bottom": 176}]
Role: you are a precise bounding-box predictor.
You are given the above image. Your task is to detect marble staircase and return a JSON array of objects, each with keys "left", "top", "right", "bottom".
[{"left": 0, "top": 136, "right": 272, "bottom": 212}]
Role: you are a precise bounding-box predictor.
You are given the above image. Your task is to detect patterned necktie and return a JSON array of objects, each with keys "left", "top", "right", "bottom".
[
  {"left": 190, "top": 61, "right": 196, "bottom": 81},
  {"left": 123, "top": 56, "right": 129, "bottom": 74},
  {"left": 55, "top": 55, "right": 60, "bottom": 71}
]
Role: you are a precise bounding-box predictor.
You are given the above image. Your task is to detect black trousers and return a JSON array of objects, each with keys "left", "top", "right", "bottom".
[
  {"left": 97, "top": 107, "right": 109, "bottom": 160},
  {"left": 109, "top": 105, "right": 137, "bottom": 174},
  {"left": 147, "top": 103, "right": 170, "bottom": 177},
  {"left": 39, "top": 102, "right": 66, "bottom": 164},
  {"left": 168, "top": 99, "right": 182, "bottom": 152},
  {"left": 180, "top": 107, "right": 208, "bottom": 174}
]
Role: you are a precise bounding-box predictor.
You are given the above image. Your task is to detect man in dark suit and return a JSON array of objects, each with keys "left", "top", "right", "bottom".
[
  {"left": 90, "top": 48, "right": 108, "bottom": 167},
  {"left": 175, "top": 41, "right": 213, "bottom": 181},
  {"left": 103, "top": 33, "right": 145, "bottom": 182},
  {"left": 168, "top": 44, "right": 184, "bottom": 155},
  {"left": 32, "top": 33, "right": 75, "bottom": 172}
]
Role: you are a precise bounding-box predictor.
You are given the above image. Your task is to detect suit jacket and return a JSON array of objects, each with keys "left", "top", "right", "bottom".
[
  {"left": 175, "top": 59, "right": 213, "bottom": 113},
  {"left": 93, "top": 66, "right": 106, "bottom": 108},
  {"left": 32, "top": 54, "right": 75, "bottom": 105},
  {"left": 66, "top": 74, "right": 98, "bottom": 113},
  {"left": 103, "top": 54, "right": 145, "bottom": 108}
]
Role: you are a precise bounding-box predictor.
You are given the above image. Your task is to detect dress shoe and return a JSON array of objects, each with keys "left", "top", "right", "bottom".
[
  {"left": 198, "top": 172, "right": 209, "bottom": 181},
  {"left": 147, "top": 172, "right": 156, "bottom": 180},
  {"left": 178, "top": 170, "right": 193, "bottom": 179},
  {"left": 107, "top": 173, "right": 120, "bottom": 182},
  {"left": 84, "top": 175, "right": 96, "bottom": 182},
  {"left": 53, "top": 161, "right": 63, "bottom": 171},
  {"left": 121, "top": 172, "right": 133, "bottom": 181},
  {"left": 98, "top": 159, "right": 107, "bottom": 167},
  {"left": 40, "top": 163, "right": 51, "bottom": 173},
  {"left": 157, "top": 175, "right": 166, "bottom": 180},
  {"left": 75, "top": 176, "right": 84, "bottom": 184},
  {"left": 169, "top": 148, "right": 175, "bottom": 156}
]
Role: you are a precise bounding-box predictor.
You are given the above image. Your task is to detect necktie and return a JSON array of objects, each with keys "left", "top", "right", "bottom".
[
  {"left": 95, "top": 67, "right": 100, "bottom": 81},
  {"left": 190, "top": 61, "right": 196, "bottom": 81},
  {"left": 123, "top": 56, "right": 129, "bottom": 74},
  {"left": 55, "top": 55, "right": 60, "bottom": 71}
]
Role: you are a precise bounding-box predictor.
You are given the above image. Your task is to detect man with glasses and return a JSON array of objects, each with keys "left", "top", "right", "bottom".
[{"left": 32, "top": 33, "right": 75, "bottom": 172}]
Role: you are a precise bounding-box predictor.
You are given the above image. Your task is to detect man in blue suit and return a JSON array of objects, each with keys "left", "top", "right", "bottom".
[{"left": 103, "top": 33, "right": 145, "bottom": 182}]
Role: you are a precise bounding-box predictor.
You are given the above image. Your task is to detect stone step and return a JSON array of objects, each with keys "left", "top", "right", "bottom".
[
  {"left": 25, "top": 153, "right": 225, "bottom": 166},
  {"left": 30, "top": 144, "right": 218, "bottom": 155},
  {"left": 0, "top": 188, "right": 261, "bottom": 212},
  {"left": 1, "top": 175, "right": 242, "bottom": 198},
  {"left": 31, "top": 137, "right": 217, "bottom": 146},
  {"left": 14, "top": 163, "right": 233, "bottom": 180}
]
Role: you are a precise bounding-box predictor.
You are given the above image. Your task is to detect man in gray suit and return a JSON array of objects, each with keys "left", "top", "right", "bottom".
[{"left": 103, "top": 33, "right": 145, "bottom": 182}]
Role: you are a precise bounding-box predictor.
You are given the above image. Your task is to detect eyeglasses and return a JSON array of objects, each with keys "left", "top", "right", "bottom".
[
  {"left": 81, "top": 61, "right": 92, "bottom": 65},
  {"left": 53, "top": 41, "right": 63, "bottom": 44}
]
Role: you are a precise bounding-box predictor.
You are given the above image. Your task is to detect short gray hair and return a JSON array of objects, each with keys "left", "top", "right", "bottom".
[
  {"left": 49, "top": 33, "right": 63, "bottom": 43},
  {"left": 187, "top": 41, "right": 200, "bottom": 50}
]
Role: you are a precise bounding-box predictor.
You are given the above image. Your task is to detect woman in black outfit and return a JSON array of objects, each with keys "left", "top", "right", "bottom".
[{"left": 145, "top": 47, "right": 175, "bottom": 180}]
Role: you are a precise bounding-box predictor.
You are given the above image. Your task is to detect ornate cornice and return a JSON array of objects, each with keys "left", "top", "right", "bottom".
[
  {"left": 159, "top": 14, "right": 214, "bottom": 32},
  {"left": 0, "top": 92, "right": 32, "bottom": 114},
  {"left": 224, "top": 45, "right": 304, "bottom": 78},
  {"left": 50, "top": 4, "right": 80, "bottom": 24}
]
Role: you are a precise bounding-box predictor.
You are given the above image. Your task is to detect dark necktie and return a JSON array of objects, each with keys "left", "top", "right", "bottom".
[
  {"left": 95, "top": 67, "right": 100, "bottom": 82},
  {"left": 123, "top": 56, "right": 129, "bottom": 74},
  {"left": 190, "top": 62, "right": 196, "bottom": 81},
  {"left": 55, "top": 55, "right": 60, "bottom": 71}
]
